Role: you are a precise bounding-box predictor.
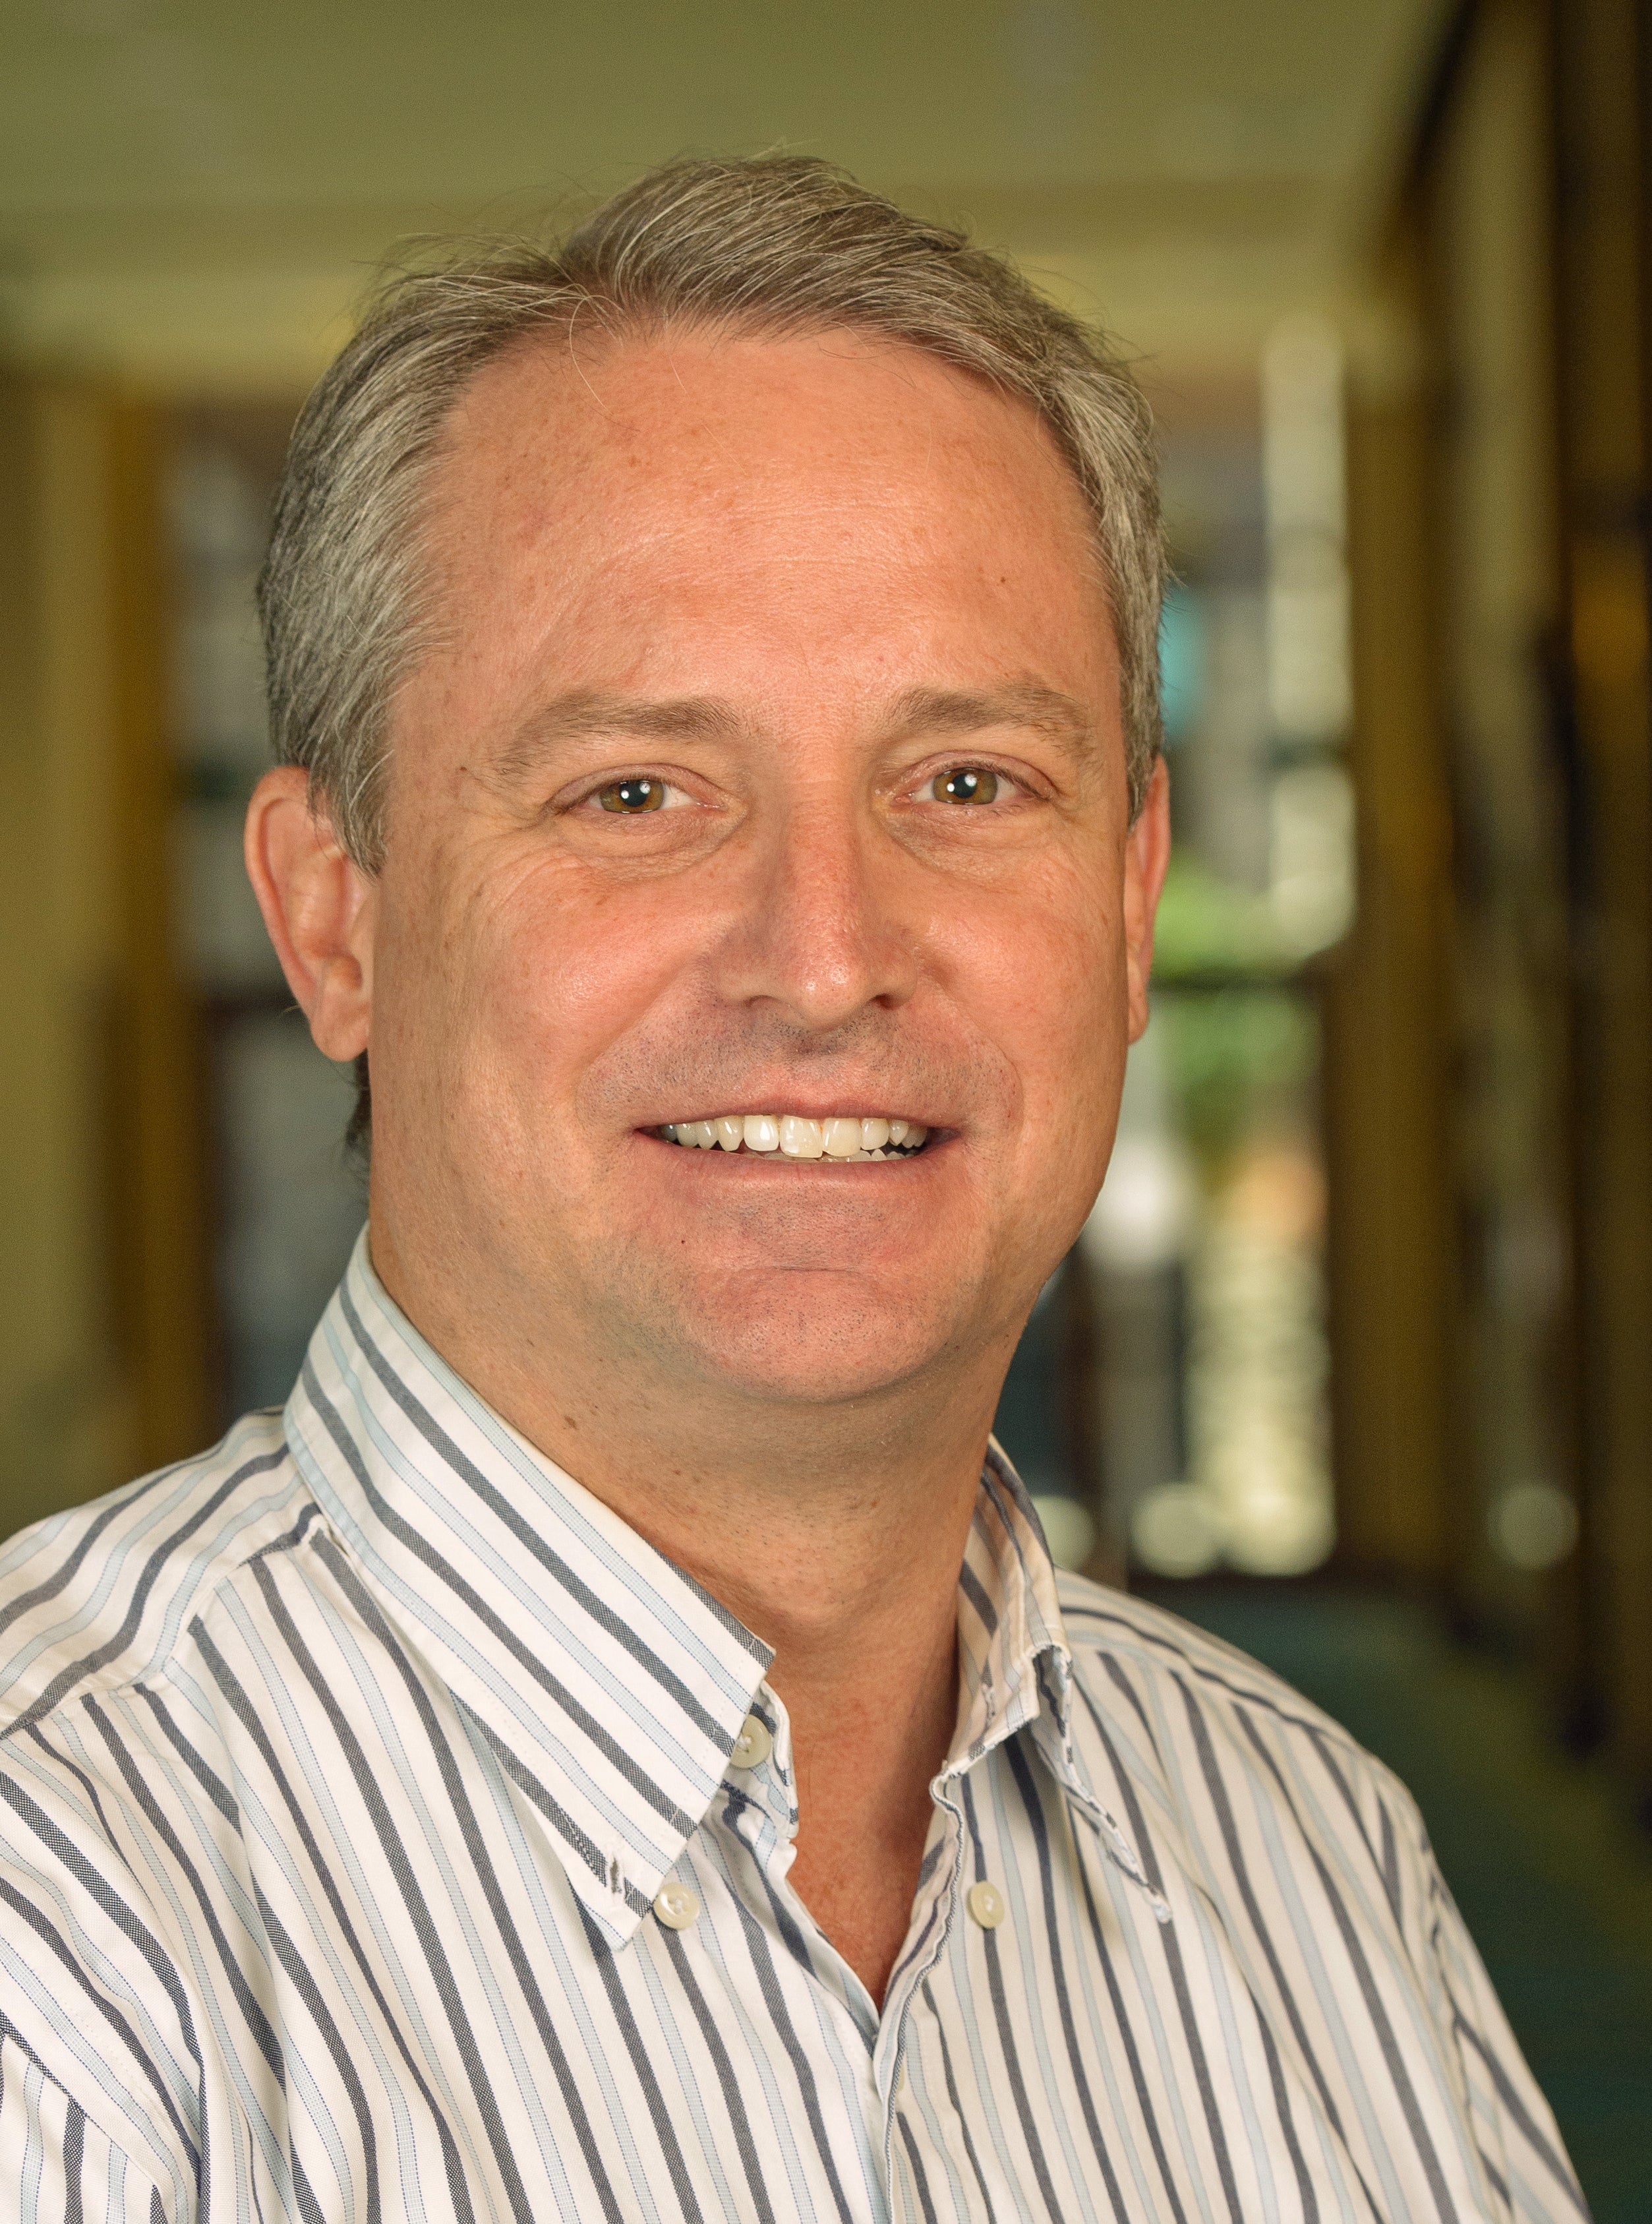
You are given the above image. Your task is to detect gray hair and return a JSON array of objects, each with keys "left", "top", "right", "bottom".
[{"left": 259, "top": 154, "right": 1164, "bottom": 870}]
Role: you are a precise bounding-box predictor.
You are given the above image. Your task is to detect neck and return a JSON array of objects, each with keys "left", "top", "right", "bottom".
[
  {"left": 370, "top": 1220, "right": 1015, "bottom": 1660},
  {"left": 548, "top": 1360, "right": 991, "bottom": 2009},
  {"left": 368, "top": 1220, "right": 1024, "bottom": 2002}
]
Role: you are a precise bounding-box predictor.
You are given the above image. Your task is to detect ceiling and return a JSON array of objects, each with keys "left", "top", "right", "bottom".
[{"left": 1, "top": 0, "right": 1447, "bottom": 391}]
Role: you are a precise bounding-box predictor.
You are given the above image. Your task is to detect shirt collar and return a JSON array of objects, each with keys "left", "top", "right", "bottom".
[
  {"left": 285, "top": 1234, "right": 1157, "bottom": 1945},
  {"left": 951, "top": 1440, "right": 1073, "bottom": 1773},
  {"left": 285, "top": 1233, "right": 773, "bottom": 1946},
  {"left": 951, "top": 1445, "right": 1167, "bottom": 1918}
]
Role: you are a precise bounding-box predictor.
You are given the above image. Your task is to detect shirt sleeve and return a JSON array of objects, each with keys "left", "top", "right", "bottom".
[
  {"left": 0, "top": 2033, "right": 168, "bottom": 2224},
  {"left": 1411, "top": 1833, "right": 1591, "bottom": 2223}
]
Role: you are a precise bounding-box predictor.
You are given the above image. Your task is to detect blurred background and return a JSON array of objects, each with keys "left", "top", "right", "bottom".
[{"left": 3, "top": 0, "right": 1651, "bottom": 2206}]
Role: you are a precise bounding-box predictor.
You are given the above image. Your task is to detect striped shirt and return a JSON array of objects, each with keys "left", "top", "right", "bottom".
[{"left": 0, "top": 1236, "right": 1585, "bottom": 2224}]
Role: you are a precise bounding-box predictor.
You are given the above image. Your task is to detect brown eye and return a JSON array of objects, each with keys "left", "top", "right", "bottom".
[
  {"left": 598, "top": 777, "right": 666, "bottom": 814},
  {"left": 938, "top": 766, "right": 999, "bottom": 805}
]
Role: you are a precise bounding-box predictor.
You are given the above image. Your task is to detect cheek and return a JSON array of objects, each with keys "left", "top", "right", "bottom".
[
  {"left": 440, "top": 858, "right": 704, "bottom": 1115},
  {"left": 951, "top": 860, "right": 1122, "bottom": 1113}
]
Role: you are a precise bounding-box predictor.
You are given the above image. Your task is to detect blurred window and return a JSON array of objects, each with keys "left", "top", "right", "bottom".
[
  {"left": 998, "top": 329, "right": 1350, "bottom": 1582},
  {"left": 169, "top": 411, "right": 363, "bottom": 1426}
]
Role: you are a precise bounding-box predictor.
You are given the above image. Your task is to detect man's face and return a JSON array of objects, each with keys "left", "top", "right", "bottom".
[{"left": 362, "top": 327, "right": 1164, "bottom": 1408}]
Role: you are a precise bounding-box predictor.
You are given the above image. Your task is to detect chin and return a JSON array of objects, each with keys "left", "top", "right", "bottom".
[{"left": 664, "top": 1278, "right": 969, "bottom": 1406}]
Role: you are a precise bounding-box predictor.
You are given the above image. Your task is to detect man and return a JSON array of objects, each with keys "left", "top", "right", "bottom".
[{"left": 0, "top": 158, "right": 1581, "bottom": 2224}]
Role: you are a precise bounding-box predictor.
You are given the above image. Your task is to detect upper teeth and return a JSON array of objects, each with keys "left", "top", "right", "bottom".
[{"left": 661, "top": 1114, "right": 930, "bottom": 1159}]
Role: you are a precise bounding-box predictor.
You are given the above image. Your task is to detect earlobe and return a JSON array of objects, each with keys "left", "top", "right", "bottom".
[
  {"left": 1122, "top": 757, "right": 1172, "bottom": 1042},
  {"left": 244, "top": 766, "right": 376, "bottom": 1062}
]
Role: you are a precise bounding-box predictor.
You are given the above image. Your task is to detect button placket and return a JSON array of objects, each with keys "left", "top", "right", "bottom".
[
  {"left": 966, "top": 1879, "right": 1006, "bottom": 1929},
  {"left": 871, "top": 1783, "right": 963, "bottom": 2193},
  {"left": 730, "top": 1712, "right": 773, "bottom": 1770},
  {"left": 714, "top": 1689, "right": 802, "bottom": 1913}
]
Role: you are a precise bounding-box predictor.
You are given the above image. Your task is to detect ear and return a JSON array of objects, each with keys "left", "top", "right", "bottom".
[
  {"left": 245, "top": 766, "right": 376, "bottom": 1062},
  {"left": 1122, "top": 756, "right": 1171, "bottom": 1044}
]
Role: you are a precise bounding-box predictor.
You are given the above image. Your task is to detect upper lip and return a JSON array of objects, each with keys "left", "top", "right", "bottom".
[{"left": 641, "top": 1099, "right": 949, "bottom": 1127}]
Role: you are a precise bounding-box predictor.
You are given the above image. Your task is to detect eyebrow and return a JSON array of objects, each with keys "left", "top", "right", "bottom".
[
  {"left": 489, "top": 691, "right": 743, "bottom": 786},
  {"left": 882, "top": 682, "right": 1096, "bottom": 759},
  {"left": 487, "top": 677, "right": 1095, "bottom": 787}
]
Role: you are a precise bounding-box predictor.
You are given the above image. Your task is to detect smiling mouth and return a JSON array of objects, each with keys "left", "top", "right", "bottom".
[{"left": 656, "top": 1114, "right": 932, "bottom": 1162}]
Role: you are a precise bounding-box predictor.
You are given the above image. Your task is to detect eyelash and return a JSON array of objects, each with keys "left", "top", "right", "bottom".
[{"left": 567, "top": 760, "right": 1028, "bottom": 816}]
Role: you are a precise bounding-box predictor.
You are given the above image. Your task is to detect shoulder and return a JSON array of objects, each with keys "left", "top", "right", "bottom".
[
  {"left": 1054, "top": 1569, "right": 1428, "bottom": 1846},
  {"left": 1055, "top": 1571, "right": 1346, "bottom": 1726},
  {"left": 0, "top": 1406, "right": 314, "bottom": 1735},
  {"left": 0, "top": 1413, "right": 312, "bottom": 2203}
]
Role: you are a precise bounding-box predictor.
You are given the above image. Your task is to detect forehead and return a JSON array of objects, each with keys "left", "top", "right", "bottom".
[{"left": 423, "top": 323, "right": 1102, "bottom": 595}]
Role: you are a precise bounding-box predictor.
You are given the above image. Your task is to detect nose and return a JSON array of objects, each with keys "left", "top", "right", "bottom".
[{"left": 709, "top": 794, "right": 921, "bottom": 1033}]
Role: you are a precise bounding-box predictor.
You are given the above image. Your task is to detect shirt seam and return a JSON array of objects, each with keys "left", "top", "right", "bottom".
[
  {"left": 0, "top": 1486, "right": 328, "bottom": 1745},
  {"left": 0, "top": 2004, "right": 175, "bottom": 2217}
]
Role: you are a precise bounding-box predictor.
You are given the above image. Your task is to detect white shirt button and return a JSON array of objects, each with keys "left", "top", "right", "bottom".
[
  {"left": 653, "top": 1882, "right": 701, "bottom": 1930},
  {"left": 730, "top": 1713, "right": 772, "bottom": 1768},
  {"left": 966, "top": 1880, "right": 1007, "bottom": 1930}
]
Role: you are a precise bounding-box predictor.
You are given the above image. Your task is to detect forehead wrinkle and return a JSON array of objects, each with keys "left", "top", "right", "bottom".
[
  {"left": 489, "top": 690, "right": 744, "bottom": 785},
  {"left": 883, "top": 681, "right": 1096, "bottom": 761}
]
